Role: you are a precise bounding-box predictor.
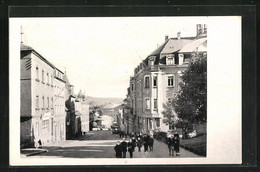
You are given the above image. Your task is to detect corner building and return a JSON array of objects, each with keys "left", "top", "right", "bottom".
[
  {"left": 20, "top": 44, "right": 66, "bottom": 147},
  {"left": 130, "top": 24, "right": 207, "bottom": 133}
]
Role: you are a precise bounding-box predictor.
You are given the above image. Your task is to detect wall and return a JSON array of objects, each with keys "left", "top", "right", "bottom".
[
  {"left": 20, "top": 52, "right": 32, "bottom": 117},
  {"left": 53, "top": 75, "right": 66, "bottom": 142},
  {"left": 20, "top": 118, "right": 33, "bottom": 148}
]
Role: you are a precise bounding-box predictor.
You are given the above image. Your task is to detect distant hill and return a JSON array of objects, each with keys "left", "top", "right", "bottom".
[{"left": 85, "top": 96, "right": 124, "bottom": 106}]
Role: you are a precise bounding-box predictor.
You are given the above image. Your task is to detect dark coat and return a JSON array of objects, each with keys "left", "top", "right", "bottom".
[
  {"left": 143, "top": 135, "right": 150, "bottom": 145},
  {"left": 120, "top": 141, "right": 127, "bottom": 152},
  {"left": 137, "top": 139, "right": 142, "bottom": 147},
  {"left": 114, "top": 144, "right": 122, "bottom": 158},
  {"left": 127, "top": 142, "right": 135, "bottom": 152},
  {"left": 173, "top": 138, "right": 180, "bottom": 149},
  {"left": 132, "top": 138, "right": 136, "bottom": 147},
  {"left": 149, "top": 137, "right": 154, "bottom": 145},
  {"left": 167, "top": 137, "right": 174, "bottom": 147}
]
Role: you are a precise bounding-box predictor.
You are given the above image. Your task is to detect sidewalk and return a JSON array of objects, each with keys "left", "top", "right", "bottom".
[{"left": 21, "top": 139, "right": 71, "bottom": 157}]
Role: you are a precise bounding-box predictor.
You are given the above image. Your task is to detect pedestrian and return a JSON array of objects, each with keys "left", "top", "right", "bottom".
[
  {"left": 127, "top": 138, "right": 135, "bottom": 158},
  {"left": 114, "top": 141, "right": 122, "bottom": 158},
  {"left": 132, "top": 136, "right": 136, "bottom": 152},
  {"left": 143, "top": 134, "right": 149, "bottom": 152},
  {"left": 137, "top": 137, "right": 143, "bottom": 152},
  {"left": 120, "top": 137, "right": 127, "bottom": 158},
  {"left": 167, "top": 134, "right": 174, "bottom": 156},
  {"left": 149, "top": 135, "right": 154, "bottom": 152},
  {"left": 174, "top": 134, "right": 180, "bottom": 156}
]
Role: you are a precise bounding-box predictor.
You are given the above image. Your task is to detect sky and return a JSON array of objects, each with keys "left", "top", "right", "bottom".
[{"left": 17, "top": 17, "right": 207, "bottom": 98}]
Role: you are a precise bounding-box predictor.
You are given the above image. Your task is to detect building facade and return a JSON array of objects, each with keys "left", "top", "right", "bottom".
[
  {"left": 53, "top": 68, "right": 66, "bottom": 142},
  {"left": 127, "top": 24, "right": 207, "bottom": 133},
  {"left": 20, "top": 44, "right": 66, "bottom": 148}
]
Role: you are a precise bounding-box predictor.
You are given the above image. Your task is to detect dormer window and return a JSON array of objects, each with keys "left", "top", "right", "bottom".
[
  {"left": 166, "top": 54, "right": 175, "bottom": 65},
  {"left": 149, "top": 56, "right": 155, "bottom": 67},
  {"left": 178, "top": 54, "right": 184, "bottom": 65}
]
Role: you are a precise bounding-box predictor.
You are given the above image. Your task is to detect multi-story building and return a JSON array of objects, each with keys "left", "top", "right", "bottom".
[
  {"left": 128, "top": 24, "right": 207, "bottom": 133},
  {"left": 20, "top": 44, "right": 66, "bottom": 148},
  {"left": 53, "top": 68, "right": 66, "bottom": 142}
]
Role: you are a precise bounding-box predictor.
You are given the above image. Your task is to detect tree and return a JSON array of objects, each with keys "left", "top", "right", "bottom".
[
  {"left": 162, "top": 54, "right": 207, "bottom": 134},
  {"left": 174, "top": 54, "right": 207, "bottom": 125},
  {"left": 162, "top": 100, "right": 179, "bottom": 130}
]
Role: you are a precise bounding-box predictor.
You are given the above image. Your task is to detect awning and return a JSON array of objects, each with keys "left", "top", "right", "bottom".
[{"left": 42, "top": 112, "right": 51, "bottom": 120}]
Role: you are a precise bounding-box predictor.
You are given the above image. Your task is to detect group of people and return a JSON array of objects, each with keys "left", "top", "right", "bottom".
[
  {"left": 114, "top": 133, "right": 154, "bottom": 158},
  {"left": 167, "top": 133, "right": 180, "bottom": 156}
]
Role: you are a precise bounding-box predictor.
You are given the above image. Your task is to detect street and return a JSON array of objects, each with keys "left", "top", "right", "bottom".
[{"left": 27, "top": 130, "right": 200, "bottom": 158}]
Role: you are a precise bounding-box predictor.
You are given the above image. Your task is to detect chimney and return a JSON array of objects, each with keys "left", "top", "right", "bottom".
[
  {"left": 177, "top": 32, "right": 181, "bottom": 40},
  {"left": 165, "top": 35, "right": 169, "bottom": 42}
]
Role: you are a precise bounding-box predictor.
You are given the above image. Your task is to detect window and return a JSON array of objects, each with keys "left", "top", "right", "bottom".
[
  {"left": 156, "top": 119, "right": 160, "bottom": 127},
  {"left": 131, "top": 83, "right": 134, "bottom": 91},
  {"left": 42, "top": 70, "right": 45, "bottom": 83},
  {"left": 42, "top": 120, "right": 49, "bottom": 130},
  {"left": 36, "top": 96, "right": 39, "bottom": 109},
  {"left": 51, "top": 97, "right": 53, "bottom": 109},
  {"left": 154, "top": 99, "right": 158, "bottom": 110},
  {"left": 178, "top": 54, "right": 184, "bottom": 65},
  {"left": 150, "top": 60, "right": 154, "bottom": 66},
  {"left": 42, "top": 96, "right": 45, "bottom": 109},
  {"left": 145, "top": 98, "right": 150, "bottom": 109},
  {"left": 204, "top": 24, "right": 207, "bottom": 33},
  {"left": 168, "top": 75, "right": 174, "bottom": 87},
  {"left": 47, "top": 97, "right": 49, "bottom": 109},
  {"left": 144, "top": 76, "right": 150, "bottom": 88},
  {"left": 153, "top": 76, "right": 157, "bottom": 87},
  {"left": 36, "top": 66, "right": 39, "bottom": 81},
  {"left": 166, "top": 55, "right": 175, "bottom": 65},
  {"left": 47, "top": 73, "right": 49, "bottom": 84},
  {"left": 51, "top": 75, "right": 53, "bottom": 86}
]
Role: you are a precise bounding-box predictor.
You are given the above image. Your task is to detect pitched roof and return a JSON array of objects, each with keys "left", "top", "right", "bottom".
[
  {"left": 148, "top": 41, "right": 169, "bottom": 57},
  {"left": 179, "top": 37, "right": 207, "bottom": 53},
  {"left": 160, "top": 38, "right": 193, "bottom": 54}
]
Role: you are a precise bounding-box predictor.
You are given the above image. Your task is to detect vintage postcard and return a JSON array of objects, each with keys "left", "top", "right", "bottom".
[{"left": 9, "top": 16, "right": 241, "bottom": 165}]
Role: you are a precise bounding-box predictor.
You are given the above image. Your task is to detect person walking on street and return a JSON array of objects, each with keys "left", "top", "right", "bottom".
[
  {"left": 127, "top": 138, "right": 135, "bottom": 158},
  {"left": 132, "top": 136, "right": 136, "bottom": 152},
  {"left": 174, "top": 133, "right": 180, "bottom": 156},
  {"left": 167, "top": 135, "right": 174, "bottom": 156},
  {"left": 114, "top": 141, "right": 122, "bottom": 158},
  {"left": 137, "top": 137, "right": 143, "bottom": 152},
  {"left": 120, "top": 137, "right": 127, "bottom": 158},
  {"left": 143, "top": 134, "right": 149, "bottom": 152},
  {"left": 149, "top": 135, "right": 154, "bottom": 152}
]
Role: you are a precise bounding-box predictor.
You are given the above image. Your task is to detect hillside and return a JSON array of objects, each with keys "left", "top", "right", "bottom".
[{"left": 85, "top": 96, "right": 124, "bottom": 106}]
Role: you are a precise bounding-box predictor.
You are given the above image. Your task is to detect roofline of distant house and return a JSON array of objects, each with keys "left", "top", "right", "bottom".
[{"left": 21, "top": 46, "right": 64, "bottom": 74}]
